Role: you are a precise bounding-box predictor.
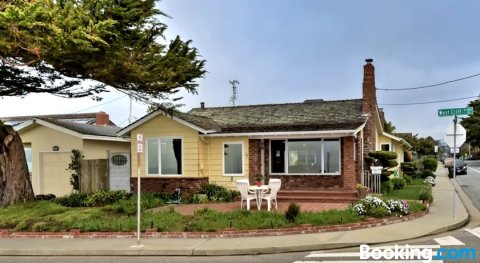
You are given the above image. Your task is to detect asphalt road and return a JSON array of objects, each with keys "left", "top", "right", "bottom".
[{"left": 457, "top": 160, "right": 480, "bottom": 211}]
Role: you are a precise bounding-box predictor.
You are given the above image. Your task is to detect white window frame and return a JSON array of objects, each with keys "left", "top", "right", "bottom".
[
  {"left": 146, "top": 137, "right": 183, "bottom": 176},
  {"left": 223, "top": 141, "right": 244, "bottom": 176},
  {"left": 269, "top": 138, "right": 341, "bottom": 176},
  {"left": 381, "top": 143, "right": 391, "bottom": 152}
]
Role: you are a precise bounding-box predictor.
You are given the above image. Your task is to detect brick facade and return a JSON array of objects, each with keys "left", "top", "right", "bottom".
[
  {"left": 248, "top": 139, "right": 262, "bottom": 183},
  {"left": 130, "top": 177, "right": 208, "bottom": 194}
]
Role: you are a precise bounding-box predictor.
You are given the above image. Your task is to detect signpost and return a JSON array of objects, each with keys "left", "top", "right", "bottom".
[
  {"left": 438, "top": 107, "right": 472, "bottom": 218},
  {"left": 132, "top": 134, "right": 144, "bottom": 248}
]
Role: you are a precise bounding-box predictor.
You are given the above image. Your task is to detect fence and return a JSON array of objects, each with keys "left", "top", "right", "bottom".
[
  {"left": 80, "top": 159, "right": 109, "bottom": 193},
  {"left": 362, "top": 170, "right": 381, "bottom": 194}
]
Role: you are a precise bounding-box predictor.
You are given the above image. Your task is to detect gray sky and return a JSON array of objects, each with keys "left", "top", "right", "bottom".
[{"left": 1, "top": 0, "right": 479, "bottom": 140}]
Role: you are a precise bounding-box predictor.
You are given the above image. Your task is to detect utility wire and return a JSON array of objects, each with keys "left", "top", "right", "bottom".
[
  {"left": 379, "top": 95, "right": 479, "bottom": 106},
  {"left": 72, "top": 95, "right": 127, "bottom": 113},
  {"left": 377, "top": 72, "right": 480, "bottom": 91}
]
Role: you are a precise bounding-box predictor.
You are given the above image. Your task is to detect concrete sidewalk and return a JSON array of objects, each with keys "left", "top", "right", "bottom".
[{"left": 0, "top": 166, "right": 470, "bottom": 256}]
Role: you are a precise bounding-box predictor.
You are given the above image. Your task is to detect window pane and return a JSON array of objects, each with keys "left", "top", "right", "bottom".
[
  {"left": 161, "top": 138, "right": 182, "bottom": 175},
  {"left": 288, "top": 140, "right": 322, "bottom": 173},
  {"left": 224, "top": 143, "right": 243, "bottom": 174},
  {"left": 147, "top": 139, "right": 159, "bottom": 174},
  {"left": 24, "top": 146, "right": 32, "bottom": 172},
  {"left": 271, "top": 140, "right": 285, "bottom": 173},
  {"left": 381, "top": 144, "right": 390, "bottom": 151},
  {"left": 324, "top": 139, "right": 340, "bottom": 173}
]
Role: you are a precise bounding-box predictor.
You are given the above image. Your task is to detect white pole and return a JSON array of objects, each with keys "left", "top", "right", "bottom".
[
  {"left": 452, "top": 115, "right": 457, "bottom": 219},
  {"left": 137, "top": 152, "right": 141, "bottom": 246}
]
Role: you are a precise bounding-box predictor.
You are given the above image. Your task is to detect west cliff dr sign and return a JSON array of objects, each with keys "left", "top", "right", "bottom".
[{"left": 438, "top": 107, "right": 473, "bottom": 117}]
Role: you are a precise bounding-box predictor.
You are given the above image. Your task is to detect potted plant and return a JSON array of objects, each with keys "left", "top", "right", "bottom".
[
  {"left": 356, "top": 183, "right": 369, "bottom": 198},
  {"left": 255, "top": 173, "right": 264, "bottom": 187}
]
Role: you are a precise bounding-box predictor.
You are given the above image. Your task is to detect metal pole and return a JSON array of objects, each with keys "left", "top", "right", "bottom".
[
  {"left": 136, "top": 152, "right": 141, "bottom": 246},
  {"left": 452, "top": 115, "right": 457, "bottom": 218}
]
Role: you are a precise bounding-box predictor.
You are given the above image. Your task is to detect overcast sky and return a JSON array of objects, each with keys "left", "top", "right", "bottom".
[{"left": 1, "top": 0, "right": 479, "bottom": 140}]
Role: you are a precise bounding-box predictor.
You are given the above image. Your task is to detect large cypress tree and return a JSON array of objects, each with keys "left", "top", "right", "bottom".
[{"left": 0, "top": 0, "right": 206, "bottom": 205}]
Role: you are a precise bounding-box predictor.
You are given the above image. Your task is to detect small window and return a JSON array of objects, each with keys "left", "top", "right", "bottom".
[
  {"left": 111, "top": 155, "right": 128, "bottom": 166},
  {"left": 381, "top": 144, "right": 390, "bottom": 151},
  {"left": 147, "top": 138, "right": 182, "bottom": 175},
  {"left": 224, "top": 142, "right": 243, "bottom": 176},
  {"left": 24, "top": 145, "right": 32, "bottom": 173}
]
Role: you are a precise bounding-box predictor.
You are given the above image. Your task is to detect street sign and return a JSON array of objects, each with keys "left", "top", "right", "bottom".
[
  {"left": 444, "top": 123, "right": 466, "bottom": 148},
  {"left": 438, "top": 107, "right": 473, "bottom": 117},
  {"left": 136, "top": 133, "right": 144, "bottom": 153}
]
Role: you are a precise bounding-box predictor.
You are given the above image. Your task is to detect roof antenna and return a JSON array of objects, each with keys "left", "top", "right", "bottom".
[{"left": 229, "top": 80, "right": 239, "bottom": 107}]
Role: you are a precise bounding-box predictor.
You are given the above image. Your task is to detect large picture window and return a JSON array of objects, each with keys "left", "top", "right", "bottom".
[
  {"left": 270, "top": 139, "right": 341, "bottom": 175},
  {"left": 147, "top": 138, "right": 182, "bottom": 175},
  {"left": 224, "top": 142, "right": 244, "bottom": 176}
]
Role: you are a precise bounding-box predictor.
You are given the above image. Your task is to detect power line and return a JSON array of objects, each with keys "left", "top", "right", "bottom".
[
  {"left": 379, "top": 95, "right": 479, "bottom": 106},
  {"left": 72, "top": 95, "right": 127, "bottom": 113},
  {"left": 377, "top": 72, "right": 480, "bottom": 91}
]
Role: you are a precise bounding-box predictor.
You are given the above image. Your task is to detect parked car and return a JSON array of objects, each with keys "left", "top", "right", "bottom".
[{"left": 447, "top": 160, "right": 467, "bottom": 178}]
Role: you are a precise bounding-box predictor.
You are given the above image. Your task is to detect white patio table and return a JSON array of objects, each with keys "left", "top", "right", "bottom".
[{"left": 248, "top": 185, "right": 270, "bottom": 210}]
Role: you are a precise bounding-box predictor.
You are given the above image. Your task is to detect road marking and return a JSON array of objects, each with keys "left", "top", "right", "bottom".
[
  {"left": 465, "top": 227, "right": 480, "bottom": 238},
  {"left": 468, "top": 167, "right": 480, "bottom": 174},
  {"left": 295, "top": 261, "right": 443, "bottom": 263},
  {"left": 434, "top": 235, "right": 465, "bottom": 246}
]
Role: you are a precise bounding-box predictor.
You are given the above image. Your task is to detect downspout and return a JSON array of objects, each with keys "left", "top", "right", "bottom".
[
  {"left": 200, "top": 136, "right": 210, "bottom": 178},
  {"left": 260, "top": 139, "right": 265, "bottom": 181}
]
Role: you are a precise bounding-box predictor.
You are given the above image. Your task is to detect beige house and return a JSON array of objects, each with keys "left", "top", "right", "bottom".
[{"left": 4, "top": 112, "right": 130, "bottom": 196}]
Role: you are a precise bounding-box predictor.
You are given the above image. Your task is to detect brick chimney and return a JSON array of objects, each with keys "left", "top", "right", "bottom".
[
  {"left": 362, "top": 58, "right": 378, "bottom": 160},
  {"left": 95, "top": 111, "right": 109, "bottom": 126}
]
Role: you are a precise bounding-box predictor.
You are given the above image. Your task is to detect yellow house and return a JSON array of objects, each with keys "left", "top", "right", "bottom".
[
  {"left": 118, "top": 59, "right": 410, "bottom": 201},
  {"left": 7, "top": 113, "right": 130, "bottom": 196},
  {"left": 377, "top": 132, "right": 410, "bottom": 170}
]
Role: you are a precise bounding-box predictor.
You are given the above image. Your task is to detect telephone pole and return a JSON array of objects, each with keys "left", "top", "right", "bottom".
[{"left": 229, "top": 80, "right": 239, "bottom": 106}]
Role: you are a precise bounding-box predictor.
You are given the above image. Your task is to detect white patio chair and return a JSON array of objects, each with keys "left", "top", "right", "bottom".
[
  {"left": 262, "top": 179, "right": 281, "bottom": 211},
  {"left": 236, "top": 180, "right": 256, "bottom": 210}
]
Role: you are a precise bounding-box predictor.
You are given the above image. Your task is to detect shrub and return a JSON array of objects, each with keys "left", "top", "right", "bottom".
[
  {"left": 402, "top": 175, "right": 413, "bottom": 185},
  {"left": 401, "top": 162, "right": 416, "bottom": 175},
  {"left": 105, "top": 193, "right": 162, "bottom": 215},
  {"left": 418, "top": 185, "right": 433, "bottom": 203},
  {"left": 353, "top": 195, "right": 391, "bottom": 217},
  {"left": 54, "top": 192, "right": 89, "bottom": 207},
  {"left": 369, "top": 206, "right": 391, "bottom": 218},
  {"left": 421, "top": 169, "right": 435, "bottom": 179},
  {"left": 386, "top": 200, "right": 409, "bottom": 216},
  {"left": 413, "top": 171, "right": 424, "bottom": 179},
  {"left": 423, "top": 158, "right": 438, "bottom": 171},
  {"left": 35, "top": 194, "right": 56, "bottom": 201},
  {"left": 390, "top": 177, "right": 407, "bottom": 190},
  {"left": 423, "top": 176, "right": 435, "bottom": 186},
  {"left": 83, "top": 190, "right": 131, "bottom": 206},
  {"left": 198, "top": 183, "right": 240, "bottom": 203},
  {"left": 381, "top": 181, "right": 393, "bottom": 194},
  {"left": 285, "top": 202, "right": 301, "bottom": 223}
]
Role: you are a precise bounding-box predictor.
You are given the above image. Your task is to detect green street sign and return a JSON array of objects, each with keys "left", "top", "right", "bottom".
[{"left": 438, "top": 107, "right": 473, "bottom": 117}]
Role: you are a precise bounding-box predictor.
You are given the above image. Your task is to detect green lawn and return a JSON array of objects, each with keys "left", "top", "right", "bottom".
[{"left": 384, "top": 178, "right": 425, "bottom": 200}]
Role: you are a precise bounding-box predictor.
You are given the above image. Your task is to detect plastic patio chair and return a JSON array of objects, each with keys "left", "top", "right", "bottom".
[
  {"left": 236, "top": 180, "right": 256, "bottom": 211},
  {"left": 262, "top": 179, "right": 281, "bottom": 211}
]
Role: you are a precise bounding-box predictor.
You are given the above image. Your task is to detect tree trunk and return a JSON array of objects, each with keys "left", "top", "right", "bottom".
[{"left": 0, "top": 124, "right": 35, "bottom": 206}]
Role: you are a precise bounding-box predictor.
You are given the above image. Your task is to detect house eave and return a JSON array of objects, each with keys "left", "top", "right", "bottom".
[{"left": 203, "top": 129, "right": 362, "bottom": 138}]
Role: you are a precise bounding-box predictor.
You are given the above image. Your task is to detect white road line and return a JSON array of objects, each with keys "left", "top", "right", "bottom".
[
  {"left": 434, "top": 236, "right": 465, "bottom": 246},
  {"left": 468, "top": 166, "right": 480, "bottom": 174},
  {"left": 295, "top": 261, "right": 443, "bottom": 263},
  {"left": 465, "top": 227, "right": 480, "bottom": 238}
]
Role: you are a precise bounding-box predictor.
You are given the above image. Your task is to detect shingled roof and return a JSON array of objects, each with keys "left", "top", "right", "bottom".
[
  {"left": 39, "top": 118, "right": 122, "bottom": 137},
  {"left": 187, "top": 99, "right": 367, "bottom": 133}
]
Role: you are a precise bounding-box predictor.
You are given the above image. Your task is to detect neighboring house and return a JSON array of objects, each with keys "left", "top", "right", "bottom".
[
  {"left": 118, "top": 59, "right": 410, "bottom": 195},
  {"left": 1, "top": 112, "right": 130, "bottom": 196}
]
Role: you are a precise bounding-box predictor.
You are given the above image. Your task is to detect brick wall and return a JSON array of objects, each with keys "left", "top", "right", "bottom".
[
  {"left": 130, "top": 177, "right": 208, "bottom": 194},
  {"left": 248, "top": 139, "right": 261, "bottom": 183},
  {"left": 342, "top": 137, "right": 357, "bottom": 190}
]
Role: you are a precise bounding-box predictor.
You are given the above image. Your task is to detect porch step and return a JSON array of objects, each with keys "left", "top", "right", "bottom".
[{"left": 276, "top": 190, "right": 358, "bottom": 203}]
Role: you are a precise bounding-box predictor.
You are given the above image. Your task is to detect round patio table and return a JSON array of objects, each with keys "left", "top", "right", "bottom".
[{"left": 248, "top": 185, "right": 270, "bottom": 210}]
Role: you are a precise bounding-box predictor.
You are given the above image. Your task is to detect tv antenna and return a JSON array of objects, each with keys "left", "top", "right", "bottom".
[{"left": 229, "top": 80, "right": 239, "bottom": 106}]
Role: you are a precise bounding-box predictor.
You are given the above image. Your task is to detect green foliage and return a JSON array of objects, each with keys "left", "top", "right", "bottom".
[
  {"left": 402, "top": 175, "right": 413, "bottom": 185},
  {"left": 381, "top": 181, "right": 393, "bottom": 194},
  {"left": 401, "top": 162, "right": 416, "bottom": 175},
  {"left": 0, "top": 0, "right": 206, "bottom": 104},
  {"left": 418, "top": 170, "right": 435, "bottom": 179},
  {"left": 461, "top": 99, "right": 480, "bottom": 148},
  {"left": 368, "top": 151, "right": 398, "bottom": 163},
  {"left": 389, "top": 177, "right": 407, "bottom": 190},
  {"left": 54, "top": 192, "right": 89, "bottom": 207},
  {"left": 369, "top": 206, "right": 391, "bottom": 218},
  {"left": 105, "top": 193, "right": 162, "bottom": 215},
  {"left": 285, "top": 202, "right": 301, "bottom": 223},
  {"left": 423, "top": 158, "right": 438, "bottom": 171},
  {"left": 198, "top": 183, "right": 240, "bottom": 203},
  {"left": 364, "top": 156, "right": 375, "bottom": 166},
  {"left": 67, "top": 149, "right": 82, "bottom": 191},
  {"left": 384, "top": 121, "right": 396, "bottom": 133},
  {"left": 396, "top": 134, "right": 436, "bottom": 157},
  {"left": 418, "top": 185, "right": 433, "bottom": 203}
]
